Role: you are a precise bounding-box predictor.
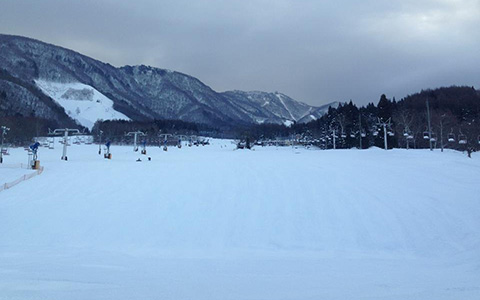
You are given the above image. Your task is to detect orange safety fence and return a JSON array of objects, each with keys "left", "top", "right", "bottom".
[{"left": 0, "top": 166, "right": 44, "bottom": 192}]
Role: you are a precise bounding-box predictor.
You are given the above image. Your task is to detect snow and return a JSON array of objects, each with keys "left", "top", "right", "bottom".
[
  {"left": 0, "top": 142, "right": 480, "bottom": 300},
  {"left": 283, "top": 119, "right": 294, "bottom": 127},
  {"left": 35, "top": 80, "right": 130, "bottom": 129},
  {"left": 0, "top": 165, "right": 35, "bottom": 185},
  {"left": 275, "top": 93, "right": 296, "bottom": 120}
]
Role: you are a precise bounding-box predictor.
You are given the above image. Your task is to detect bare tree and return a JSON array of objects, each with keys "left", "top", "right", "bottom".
[
  {"left": 431, "top": 110, "right": 457, "bottom": 152},
  {"left": 393, "top": 108, "right": 414, "bottom": 149}
]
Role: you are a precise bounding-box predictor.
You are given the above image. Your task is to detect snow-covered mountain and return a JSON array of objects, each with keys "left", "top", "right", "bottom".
[
  {"left": 0, "top": 34, "right": 335, "bottom": 127},
  {"left": 221, "top": 90, "right": 335, "bottom": 125},
  {"left": 297, "top": 101, "right": 340, "bottom": 123}
]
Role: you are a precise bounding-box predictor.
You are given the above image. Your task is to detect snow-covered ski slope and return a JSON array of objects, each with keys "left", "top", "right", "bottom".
[
  {"left": 1, "top": 141, "right": 479, "bottom": 300},
  {"left": 35, "top": 80, "right": 130, "bottom": 129}
]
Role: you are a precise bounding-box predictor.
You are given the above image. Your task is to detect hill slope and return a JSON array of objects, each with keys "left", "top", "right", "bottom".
[{"left": 0, "top": 34, "right": 334, "bottom": 127}]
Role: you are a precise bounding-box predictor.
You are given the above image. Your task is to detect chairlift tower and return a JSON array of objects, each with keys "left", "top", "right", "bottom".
[
  {"left": 49, "top": 128, "right": 82, "bottom": 160},
  {"left": 0, "top": 126, "right": 10, "bottom": 163},
  {"left": 376, "top": 118, "right": 394, "bottom": 150},
  {"left": 126, "top": 131, "right": 146, "bottom": 152}
]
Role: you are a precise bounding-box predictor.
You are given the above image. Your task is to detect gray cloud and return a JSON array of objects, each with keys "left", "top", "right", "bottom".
[{"left": 1, "top": 0, "right": 479, "bottom": 106}]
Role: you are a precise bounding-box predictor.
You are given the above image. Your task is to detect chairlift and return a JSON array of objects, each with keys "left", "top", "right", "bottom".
[
  {"left": 423, "top": 130, "right": 430, "bottom": 140},
  {"left": 350, "top": 131, "right": 355, "bottom": 138},
  {"left": 388, "top": 130, "right": 395, "bottom": 137},
  {"left": 478, "top": 135, "right": 480, "bottom": 145},
  {"left": 458, "top": 133, "right": 467, "bottom": 145},
  {"left": 430, "top": 132, "right": 437, "bottom": 142},
  {"left": 448, "top": 130, "right": 455, "bottom": 142},
  {"left": 360, "top": 131, "right": 366, "bottom": 138},
  {"left": 341, "top": 131, "right": 346, "bottom": 138},
  {"left": 403, "top": 128, "right": 413, "bottom": 139}
]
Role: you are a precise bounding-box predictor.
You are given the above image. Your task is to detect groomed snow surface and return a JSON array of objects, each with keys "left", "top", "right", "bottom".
[{"left": 1, "top": 141, "right": 480, "bottom": 300}]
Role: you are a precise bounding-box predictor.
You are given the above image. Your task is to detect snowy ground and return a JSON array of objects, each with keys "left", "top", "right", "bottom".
[
  {"left": 0, "top": 141, "right": 479, "bottom": 300},
  {"left": 0, "top": 164, "right": 35, "bottom": 186}
]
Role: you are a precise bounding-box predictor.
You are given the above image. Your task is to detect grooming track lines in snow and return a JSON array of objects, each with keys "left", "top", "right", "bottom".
[{"left": 0, "top": 141, "right": 479, "bottom": 300}]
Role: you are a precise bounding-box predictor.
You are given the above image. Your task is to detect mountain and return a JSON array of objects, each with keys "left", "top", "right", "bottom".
[
  {"left": 221, "top": 91, "right": 338, "bottom": 126},
  {"left": 0, "top": 34, "right": 335, "bottom": 128}
]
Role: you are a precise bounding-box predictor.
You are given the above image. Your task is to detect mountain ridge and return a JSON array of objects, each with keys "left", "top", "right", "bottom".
[{"left": 0, "top": 34, "right": 336, "bottom": 127}]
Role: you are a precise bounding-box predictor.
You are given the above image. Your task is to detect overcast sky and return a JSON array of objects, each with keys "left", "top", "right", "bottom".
[{"left": 1, "top": 0, "right": 479, "bottom": 106}]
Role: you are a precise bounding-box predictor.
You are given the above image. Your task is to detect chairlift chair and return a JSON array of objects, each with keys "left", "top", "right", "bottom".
[
  {"left": 448, "top": 131, "right": 455, "bottom": 142},
  {"left": 350, "top": 131, "right": 355, "bottom": 138},
  {"left": 388, "top": 130, "right": 395, "bottom": 137},
  {"left": 423, "top": 130, "right": 430, "bottom": 140},
  {"left": 360, "top": 131, "right": 366, "bottom": 138},
  {"left": 458, "top": 134, "right": 467, "bottom": 145},
  {"left": 404, "top": 128, "right": 413, "bottom": 139},
  {"left": 430, "top": 132, "right": 437, "bottom": 142}
]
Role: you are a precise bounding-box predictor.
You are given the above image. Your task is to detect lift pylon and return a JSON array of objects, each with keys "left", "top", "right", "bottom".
[{"left": 49, "top": 128, "right": 82, "bottom": 160}]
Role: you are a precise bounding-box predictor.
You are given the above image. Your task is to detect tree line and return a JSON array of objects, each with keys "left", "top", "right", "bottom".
[
  {"left": 241, "top": 86, "right": 480, "bottom": 151},
  {"left": 1, "top": 85, "right": 479, "bottom": 152}
]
